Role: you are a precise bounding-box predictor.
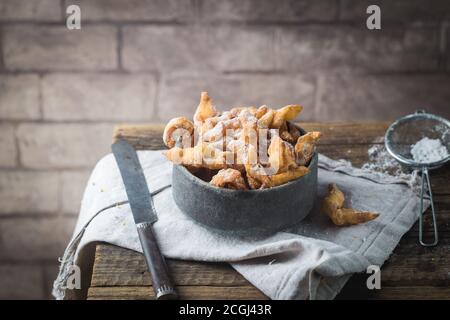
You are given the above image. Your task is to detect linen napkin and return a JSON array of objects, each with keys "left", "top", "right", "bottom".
[{"left": 53, "top": 151, "right": 427, "bottom": 300}]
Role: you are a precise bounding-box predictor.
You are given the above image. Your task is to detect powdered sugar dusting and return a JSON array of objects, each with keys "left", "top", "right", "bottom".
[
  {"left": 361, "top": 135, "right": 448, "bottom": 192},
  {"left": 410, "top": 137, "right": 449, "bottom": 164},
  {"left": 362, "top": 145, "right": 404, "bottom": 175},
  {"left": 361, "top": 145, "right": 419, "bottom": 190}
]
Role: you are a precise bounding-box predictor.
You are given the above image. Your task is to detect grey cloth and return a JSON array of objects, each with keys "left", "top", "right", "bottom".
[{"left": 53, "top": 151, "right": 427, "bottom": 300}]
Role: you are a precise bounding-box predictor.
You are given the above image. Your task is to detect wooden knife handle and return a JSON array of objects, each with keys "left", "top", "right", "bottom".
[{"left": 136, "top": 222, "right": 178, "bottom": 300}]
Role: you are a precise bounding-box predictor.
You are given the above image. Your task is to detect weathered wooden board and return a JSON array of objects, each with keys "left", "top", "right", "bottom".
[
  {"left": 91, "top": 245, "right": 251, "bottom": 287},
  {"left": 88, "top": 286, "right": 268, "bottom": 300},
  {"left": 88, "top": 285, "right": 450, "bottom": 300},
  {"left": 87, "top": 123, "right": 450, "bottom": 300},
  {"left": 337, "top": 285, "right": 450, "bottom": 300},
  {"left": 91, "top": 242, "right": 450, "bottom": 288}
]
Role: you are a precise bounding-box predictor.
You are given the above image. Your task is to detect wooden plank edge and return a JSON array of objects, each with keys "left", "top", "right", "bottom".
[{"left": 88, "top": 285, "right": 268, "bottom": 300}]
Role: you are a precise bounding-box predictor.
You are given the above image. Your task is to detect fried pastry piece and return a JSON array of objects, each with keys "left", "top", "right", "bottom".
[
  {"left": 269, "top": 166, "right": 309, "bottom": 187},
  {"left": 200, "top": 117, "right": 219, "bottom": 133},
  {"left": 288, "top": 122, "right": 302, "bottom": 142},
  {"left": 221, "top": 142, "right": 247, "bottom": 172},
  {"left": 244, "top": 164, "right": 271, "bottom": 189},
  {"left": 234, "top": 128, "right": 258, "bottom": 167},
  {"left": 257, "top": 109, "right": 275, "bottom": 129},
  {"left": 230, "top": 106, "right": 245, "bottom": 117},
  {"left": 225, "top": 138, "right": 243, "bottom": 153},
  {"left": 245, "top": 164, "right": 309, "bottom": 188},
  {"left": 255, "top": 105, "right": 269, "bottom": 119},
  {"left": 202, "top": 112, "right": 234, "bottom": 129},
  {"left": 164, "top": 144, "right": 231, "bottom": 170},
  {"left": 322, "top": 184, "right": 379, "bottom": 226},
  {"left": 280, "top": 132, "right": 294, "bottom": 144},
  {"left": 239, "top": 144, "right": 258, "bottom": 166},
  {"left": 280, "top": 121, "right": 301, "bottom": 145},
  {"left": 238, "top": 109, "right": 258, "bottom": 129},
  {"left": 280, "top": 122, "right": 295, "bottom": 144},
  {"left": 222, "top": 117, "right": 241, "bottom": 130},
  {"left": 246, "top": 172, "right": 263, "bottom": 189},
  {"left": 201, "top": 116, "right": 240, "bottom": 141},
  {"left": 294, "top": 131, "right": 322, "bottom": 166},
  {"left": 164, "top": 145, "right": 201, "bottom": 166},
  {"left": 268, "top": 136, "right": 297, "bottom": 173},
  {"left": 194, "top": 92, "right": 218, "bottom": 124},
  {"left": 238, "top": 109, "right": 258, "bottom": 151},
  {"left": 202, "top": 122, "right": 225, "bottom": 142},
  {"left": 163, "top": 117, "right": 195, "bottom": 148},
  {"left": 210, "top": 168, "right": 248, "bottom": 190},
  {"left": 247, "top": 106, "right": 258, "bottom": 116},
  {"left": 234, "top": 110, "right": 259, "bottom": 168},
  {"left": 272, "top": 105, "right": 303, "bottom": 129}
]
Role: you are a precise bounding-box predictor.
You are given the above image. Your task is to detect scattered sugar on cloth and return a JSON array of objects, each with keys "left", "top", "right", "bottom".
[{"left": 361, "top": 145, "right": 419, "bottom": 190}]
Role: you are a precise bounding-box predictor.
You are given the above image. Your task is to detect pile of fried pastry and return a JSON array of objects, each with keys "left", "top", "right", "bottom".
[{"left": 162, "top": 92, "right": 321, "bottom": 190}]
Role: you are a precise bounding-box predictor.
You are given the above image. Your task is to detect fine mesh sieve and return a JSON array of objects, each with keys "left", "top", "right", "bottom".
[{"left": 385, "top": 110, "right": 450, "bottom": 246}]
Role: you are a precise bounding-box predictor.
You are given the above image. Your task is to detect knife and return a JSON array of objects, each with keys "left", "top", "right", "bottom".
[{"left": 112, "top": 139, "right": 177, "bottom": 300}]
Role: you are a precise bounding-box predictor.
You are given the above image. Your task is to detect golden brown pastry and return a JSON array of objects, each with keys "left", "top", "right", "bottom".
[
  {"left": 271, "top": 105, "right": 303, "bottom": 129},
  {"left": 322, "top": 184, "right": 379, "bottom": 226},
  {"left": 210, "top": 168, "right": 248, "bottom": 190},
  {"left": 163, "top": 92, "right": 320, "bottom": 189},
  {"left": 163, "top": 117, "right": 194, "bottom": 148},
  {"left": 194, "top": 92, "right": 218, "bottom": 125},
  {"left": 295, "top": 131, "right": 322, "bottom": 166}
]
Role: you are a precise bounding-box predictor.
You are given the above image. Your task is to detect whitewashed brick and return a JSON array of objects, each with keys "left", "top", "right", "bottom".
[
  {"left": 3, "top": 26, "right": 117, "bottom": 71},
  {"left": 317, "top": 74, "right": 450, "bottom": 121},
  {"left": 43, "top": 74, "right": 156, "bottom": 121},
  {"left": 0, "top": 124, "right": 16, "bottom": 167},
  {"left": 340, "top": 0, "right": 450, "bottom": 23},
  {"left": 0, "top": 171, "right": 59, "bottom": 214},
  {"left": 124, "top": 25, "right": 278, "bottom": 72},
  {"left": 202, "top": 0, "right": 338, "bottom": 22},
  {"left": 0, "top": 0, "right": 61, "bottom": 21},
  {"left": 17, "top": 123, "right": 114, "bottom": 169},
  {"left": 60, "top": 171, "right": 91, "bottom": 214},
  {"left": 0, "top": 217, "right": 76, "bottom": 261},
  {"left": 123, "top": 26, "right": 210, "bottom": 72},
  {"left": 276, "top": 26, "right": 439, "bottom": 72},
  {"left": 159, "top": 74, "right": 315, "bottom": 121},
  {"left": 67, "top": 0, "right": 194, "bottom": 21},
  {"left": 208, "top": 26, "right": 276, "bottom": 72},
  {"left": 0, "top": 75, "right": 41, "bottom": 120}
]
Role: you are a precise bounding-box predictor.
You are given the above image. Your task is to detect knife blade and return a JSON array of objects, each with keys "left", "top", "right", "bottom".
[{"left": 112, "top": 139, "right": 177, "bottom": 300}]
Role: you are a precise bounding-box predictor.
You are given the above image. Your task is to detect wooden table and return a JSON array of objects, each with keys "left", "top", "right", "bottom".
[{"left": 85, "top": 122, "right": 450, "bottom": 300}]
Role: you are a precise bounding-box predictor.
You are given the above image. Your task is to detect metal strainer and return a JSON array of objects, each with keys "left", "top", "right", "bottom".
[{"left": 385, "top": 110, "right": 450, "bottom": 247}]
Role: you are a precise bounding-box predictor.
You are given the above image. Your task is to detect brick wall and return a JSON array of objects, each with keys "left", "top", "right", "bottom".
[{"left": 0, "top": 0, "right": 449, "bottom": 299}]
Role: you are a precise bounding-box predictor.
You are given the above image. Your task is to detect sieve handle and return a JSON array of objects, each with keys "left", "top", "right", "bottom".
[{"left": 419, "top": 167, "right": 438, "bottom": 247}]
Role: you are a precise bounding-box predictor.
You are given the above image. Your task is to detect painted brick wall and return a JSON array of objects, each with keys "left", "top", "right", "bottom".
[{"left": 0, "top": 0, "right": 449, "bottom": 299}]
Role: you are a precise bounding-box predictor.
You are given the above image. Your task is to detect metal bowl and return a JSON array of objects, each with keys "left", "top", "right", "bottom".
[{"left": 172, "top": 126, "right": 318, "bottom": 235}]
